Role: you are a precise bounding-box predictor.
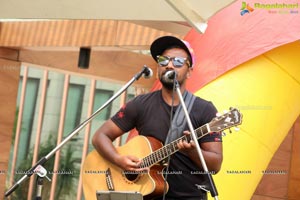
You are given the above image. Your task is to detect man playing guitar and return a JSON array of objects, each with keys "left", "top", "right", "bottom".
[{"left": 91, "top": 36, "right": 223, "bottom": 200}]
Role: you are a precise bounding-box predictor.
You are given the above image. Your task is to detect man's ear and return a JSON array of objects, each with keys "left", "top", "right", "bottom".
[
  {"left": 186, "top": 72, "right": 190, "bottom": 79},
  {"left": 187, "top": 68, "right": 193, "bottom": 78}
]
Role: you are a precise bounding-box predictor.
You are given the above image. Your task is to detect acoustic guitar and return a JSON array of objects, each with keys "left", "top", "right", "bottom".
[{"left": 82, "top": 107, "right": 242, "bottom": 200}]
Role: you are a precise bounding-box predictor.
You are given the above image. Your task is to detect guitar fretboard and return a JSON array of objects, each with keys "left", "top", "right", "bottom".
[{"left": 140, "top": 124, "right": 209, "bottom": 168}]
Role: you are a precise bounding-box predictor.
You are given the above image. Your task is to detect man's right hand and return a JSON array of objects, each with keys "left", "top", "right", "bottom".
[{"left": 115, "top": 155, "right": 148, "bottom": 172}]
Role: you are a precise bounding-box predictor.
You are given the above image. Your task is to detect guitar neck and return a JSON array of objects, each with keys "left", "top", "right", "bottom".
[{"left": 140, "top": 124, "right": 211, "bottom": 168}]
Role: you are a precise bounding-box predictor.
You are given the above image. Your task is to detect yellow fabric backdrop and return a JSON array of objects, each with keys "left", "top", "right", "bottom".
[{"left": 194, "top": 41, "right": 300, "bottom": 199}]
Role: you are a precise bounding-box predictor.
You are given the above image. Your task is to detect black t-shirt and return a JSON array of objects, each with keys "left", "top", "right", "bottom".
[{"left": 111, "top": 90, "right": 222, "bottom": 200}]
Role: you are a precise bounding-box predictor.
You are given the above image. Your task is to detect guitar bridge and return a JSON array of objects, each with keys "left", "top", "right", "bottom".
[{"left": 105, "top": 168, "right": 114, "bottom": 191}]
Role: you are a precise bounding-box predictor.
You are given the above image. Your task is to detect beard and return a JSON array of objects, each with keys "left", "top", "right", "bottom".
[
  {"left": 160, "top": 70, "right": 185, "bottom": 90},
  {"left": 160, "top": 77, "right": 174, "bottom": 90}
]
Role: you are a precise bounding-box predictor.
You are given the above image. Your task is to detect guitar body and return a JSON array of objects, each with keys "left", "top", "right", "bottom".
[
  {"left": 82, "top": 136, "right": 168, "bottom": 200},
  {"left": 82, "top": 108, "right": 243, "bottom": 200}
]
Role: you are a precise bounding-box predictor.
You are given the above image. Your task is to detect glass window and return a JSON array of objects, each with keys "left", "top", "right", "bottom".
[
  {"left": 63, "top": 84, "right": 85, "bottom": 137},
  {"left": 16, "top": 77, "right": 40, "bottom": 166},
  {"left": 126, "top": 93, "right": 135, "bottom": 102},
  {"left": 93, "top": 89, "right": 114, "bottom": 121}
]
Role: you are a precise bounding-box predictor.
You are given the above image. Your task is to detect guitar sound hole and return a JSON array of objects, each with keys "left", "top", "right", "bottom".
[{"left": 123, "top": 171, "right": 140, "bottom": 182}]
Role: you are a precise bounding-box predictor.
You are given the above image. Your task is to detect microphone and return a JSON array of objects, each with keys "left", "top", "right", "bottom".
[
  {"left": 142, "top": 66, "right": 153, "bottom": 79},
  {"left": 134, "top": 65, "right": 153, "bottom": 80},
  {"left": 162, "top": 70, "right": 177, "bottom": 83}
]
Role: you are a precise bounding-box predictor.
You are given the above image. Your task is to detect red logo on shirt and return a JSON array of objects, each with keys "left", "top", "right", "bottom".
[
  {"left": 118, "top": 111, "right": 124, "bottom": 118},
  {"left": 117, "top": 105, "right": 126, "bottom": 118}
]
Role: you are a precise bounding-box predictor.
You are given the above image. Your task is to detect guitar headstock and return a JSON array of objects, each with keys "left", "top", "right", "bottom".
[{"left": 209, "top": 107, "right": 243, "bottom": 132}]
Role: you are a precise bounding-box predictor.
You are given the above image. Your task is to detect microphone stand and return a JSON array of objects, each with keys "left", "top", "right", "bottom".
[
  {"left": 5, "top": 65, "right": 151, "bottom": 198},
  {"left": 173, "top": 79, "right": 219, "bottom": 200}
]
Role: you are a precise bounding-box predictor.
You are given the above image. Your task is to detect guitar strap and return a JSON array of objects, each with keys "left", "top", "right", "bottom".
[{"left": 165, "top": 91, "right": 196, "bottom": 144}]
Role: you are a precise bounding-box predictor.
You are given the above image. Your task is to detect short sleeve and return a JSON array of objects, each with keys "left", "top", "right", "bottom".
[{"left": 111, "top": 99, "right": 139, "bottom": 132}]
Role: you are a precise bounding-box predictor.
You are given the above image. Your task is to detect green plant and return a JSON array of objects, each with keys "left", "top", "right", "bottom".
[{"left": 10, "top": 134, "right": 79, "bottom": 200}]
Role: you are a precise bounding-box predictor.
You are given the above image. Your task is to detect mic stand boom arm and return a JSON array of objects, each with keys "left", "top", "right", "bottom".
[
  {"left": 174, "top": 80, "right": 219, "bottom": 200},
  {"left": 5, "top": 65, "right": 151, "bottom": 197}
]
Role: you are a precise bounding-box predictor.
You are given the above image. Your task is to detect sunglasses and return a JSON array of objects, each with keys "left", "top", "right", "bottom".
[{"left": 156, "top": 55, "right": 190, "bottom": 68}]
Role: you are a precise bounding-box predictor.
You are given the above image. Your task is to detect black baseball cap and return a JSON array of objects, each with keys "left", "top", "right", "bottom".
[{"left": 150, "top": 36, "right": 195, "bottom": 68}]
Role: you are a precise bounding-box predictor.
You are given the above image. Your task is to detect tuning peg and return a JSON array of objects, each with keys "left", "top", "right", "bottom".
[
  {"left": 229, "top": 128, "right": 232, "bottom": 133},
  {"left": 222, "top": 132, "right": 226, "bottom": 136},
  {"left": 216, "top": 112, "right": 222, "bottom": 117},
  {"left": 234, "top": 126, "right": 240, "bottom": 131}
]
